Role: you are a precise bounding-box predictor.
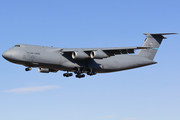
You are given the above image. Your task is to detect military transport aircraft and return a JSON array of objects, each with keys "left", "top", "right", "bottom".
[{"left": 2, "top": 33, "right": 176, "bottom": 78}]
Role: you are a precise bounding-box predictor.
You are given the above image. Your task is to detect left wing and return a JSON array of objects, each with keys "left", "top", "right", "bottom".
[{"left": 61, "top": 46, "right": 152, "bottom": 60}]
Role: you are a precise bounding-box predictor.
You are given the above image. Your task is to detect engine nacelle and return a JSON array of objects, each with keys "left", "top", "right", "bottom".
[
  {"left": 72, "top": 51, "right": 89, "bottom": 60},
  {"left": 90, "top": 51, "right": 107, "bottom": 59},
  {"left": 38, "top": 68, "right": 57, "bottom": 73}
]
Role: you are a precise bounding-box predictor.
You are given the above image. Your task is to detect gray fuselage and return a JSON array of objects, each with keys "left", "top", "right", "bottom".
[{"left": 2, "top": 44, "right": 156, "bottom": 74}]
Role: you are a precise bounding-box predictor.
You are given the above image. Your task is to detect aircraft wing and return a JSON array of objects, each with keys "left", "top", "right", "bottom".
[
  {"left": 62, "top": 47, "right": 151, "bottom": 54},
  {"left": 61, "top": 46, "right": 152, "bottom": 59}
]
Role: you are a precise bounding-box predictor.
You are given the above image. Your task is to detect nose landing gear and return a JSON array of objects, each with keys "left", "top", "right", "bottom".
[{"left": 25, "top": 67, "right": 32, "bottom": 71}]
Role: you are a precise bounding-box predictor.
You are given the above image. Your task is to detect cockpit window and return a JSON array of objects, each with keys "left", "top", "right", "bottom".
[{"left": 15, "top": 45, "right": 20, "bottom": 47}]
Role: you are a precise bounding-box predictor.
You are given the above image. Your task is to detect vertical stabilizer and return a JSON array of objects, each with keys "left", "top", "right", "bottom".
[{"left": 137, "top": 33, "right": 176, "bottom": 60}]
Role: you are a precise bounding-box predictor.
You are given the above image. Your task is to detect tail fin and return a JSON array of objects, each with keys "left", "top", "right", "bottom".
[{"left": 137, "top": 33, "right": 177, "bottom": 60}]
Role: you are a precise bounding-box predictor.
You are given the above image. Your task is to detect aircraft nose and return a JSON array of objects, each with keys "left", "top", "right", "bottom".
[{"left": 2, "top": 50, "right": 12, "bottom": 59}]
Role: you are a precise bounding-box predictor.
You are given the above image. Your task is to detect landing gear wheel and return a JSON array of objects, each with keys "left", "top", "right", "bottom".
[
  {"left": 63, "top": 72, "right": 73, "bottom": 77},
  {"left": 74, "top": 67, "right": 85, "bottom": 78},
  {"left": 76, "top": 75, "right": 79, "bottom": 78},
  {"left": 63, "top": 73, "right": 68, "bottom": 77},
  {"left": 81, "top": 74, "right": 85, "bottom": 77},
  {"left": 76, "top": 74, "right": 85, "bottom": 78},
  {"left": 69, "top": 73, "right": 73, "bottom": 76},
  {"left": 25, "top": 67, "right": 31, "bottom": 71}
]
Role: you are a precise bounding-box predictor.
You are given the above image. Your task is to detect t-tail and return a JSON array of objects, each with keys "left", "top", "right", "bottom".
[{"left": 137, "top": 33, "right": 177, "bottom": 60}]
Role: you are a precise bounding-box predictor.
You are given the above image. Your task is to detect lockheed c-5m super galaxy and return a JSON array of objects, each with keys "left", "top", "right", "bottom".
[{"left": 2, "top": 33, "right": 177, "bottom": 78}]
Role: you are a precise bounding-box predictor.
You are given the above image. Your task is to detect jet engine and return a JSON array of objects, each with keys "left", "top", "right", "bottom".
[
  {"left": 90, "top": 51, "right": 108, "bottom": 59},
  {"left": 72, "top": 51, "right": 89, "bottom": 60},
  {"left": 38, "top": 68, "right": 57, "bottom": 73}
]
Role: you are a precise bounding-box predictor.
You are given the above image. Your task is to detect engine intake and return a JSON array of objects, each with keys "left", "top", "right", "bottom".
[
  {"left": 90, "top": 51, "right": 107, "bottom": 59},
  {"left": 72, "top": 51, "right": 89, "bottom": 60}
]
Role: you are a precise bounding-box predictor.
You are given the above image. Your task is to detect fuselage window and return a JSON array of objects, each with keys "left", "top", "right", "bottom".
[{"left": 15, "top": 45, "right": 20, "bottom": 47}]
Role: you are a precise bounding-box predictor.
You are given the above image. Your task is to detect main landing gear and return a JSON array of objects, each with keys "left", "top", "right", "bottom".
[
  {"left": 87, "top": 69, "right": 96, "bottom": 76},
  {"left": 63, "top": 70, "right": 85, "bottom": 78},
  {"left": 74, "top": 68, "right": 96, "bottom": 78},
  {"left": 25, "top": 67, "right": 32, "bottom": 71},
  {"left": 75, "top": 74, "right": 85, "bottom": 78},
  {"left": 63, "top": 72, "right": 73, "bottom": 77},
  {"left": 63, "top": 68, "right": 97, "bottom": 78},
  {"left": 74, "top": 68, "right": 85, "bottom": 78}
]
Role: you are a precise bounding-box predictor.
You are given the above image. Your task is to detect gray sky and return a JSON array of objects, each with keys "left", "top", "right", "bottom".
[{"left": 0, "top": 0, "right": 180, "bottom": 120}]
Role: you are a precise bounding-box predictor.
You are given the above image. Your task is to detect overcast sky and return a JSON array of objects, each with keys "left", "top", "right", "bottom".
[{"left": 0, "top": 0, "right": 180, "bottom": 120}]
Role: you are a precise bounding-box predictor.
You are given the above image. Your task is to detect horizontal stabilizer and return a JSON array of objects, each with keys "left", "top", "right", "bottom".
[
  {"left": 143, "top": 33, "right": 178, "bottom": 39},
  {"left": 143, "top": 33, "right": 177, "bottom": 35}
]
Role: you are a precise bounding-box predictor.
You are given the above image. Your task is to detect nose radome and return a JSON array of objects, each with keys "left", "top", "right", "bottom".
[
  {"left": 2, "top": 50, "right": 11, "bottom": 59},
  {"left": 2, "top": 51, "right": 7, "bottom": 58}
]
